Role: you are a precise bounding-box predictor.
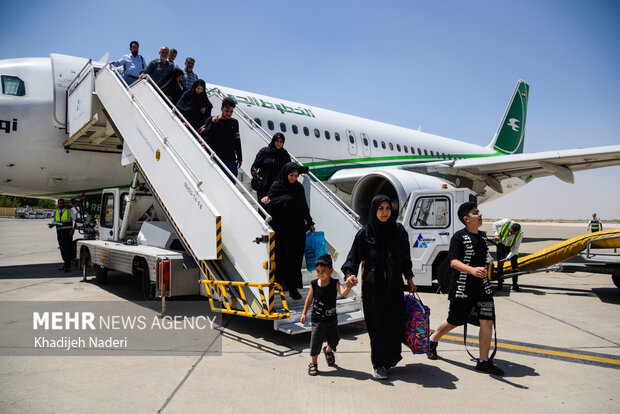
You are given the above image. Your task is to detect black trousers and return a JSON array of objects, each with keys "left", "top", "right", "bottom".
[
  {"left": 57, "top": 229, "right": 73, "bottom": 269},
  {"left": 496, "top": 243, "right": 519, "bottom": 287}
]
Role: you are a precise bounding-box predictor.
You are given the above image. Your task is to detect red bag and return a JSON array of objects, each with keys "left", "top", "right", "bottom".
[{"left": 403, "top": 292, "right": 430, "bottom": 354}]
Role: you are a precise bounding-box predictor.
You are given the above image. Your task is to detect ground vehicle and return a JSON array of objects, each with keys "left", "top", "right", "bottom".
[
  {"left": 78, "top": 183, "right": 201, "bottom": 300},
  {"left": 396, "top": 187, "right": 477, "bottom": 291}
]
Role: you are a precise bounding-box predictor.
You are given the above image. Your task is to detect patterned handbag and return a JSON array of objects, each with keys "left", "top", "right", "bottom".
[{"left": 403, "top": 292, "right": 430, "bottom": 354}]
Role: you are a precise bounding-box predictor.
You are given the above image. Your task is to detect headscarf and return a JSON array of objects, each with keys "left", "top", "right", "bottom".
[
  {"left": 176, "top": 79, "right": 211, "bottom": 113},
  {"left": 366, "top": 194, "right": 397, "bottom": 246},
  {"left": 266, "top": 162, "right": 303, "bottom": 206},
  {"left": 160, "top": 68, "right": 183, "bottom": 90},
  {"left": 268, "top": 132, "right": 293, "bottom": 164},
  {"left": 160, "top": 68, "right": 185, "bottom": 103}
]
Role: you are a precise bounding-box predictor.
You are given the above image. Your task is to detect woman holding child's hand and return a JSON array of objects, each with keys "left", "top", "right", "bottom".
[{"left": 342, "top": 195, "right": 416, "bottom": 380}]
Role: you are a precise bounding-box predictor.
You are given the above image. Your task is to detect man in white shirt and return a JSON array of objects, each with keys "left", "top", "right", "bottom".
[{"left": 493, "top": 218, "right": 523, "bottom": 292}]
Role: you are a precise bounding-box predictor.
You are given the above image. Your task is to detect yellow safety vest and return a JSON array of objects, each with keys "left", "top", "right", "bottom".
[
  {"left": 55, "top": 209, "right": 72, "bottom": 229},
  {"left": 500, "top": 221, "right": 522, "bottom": 253}
]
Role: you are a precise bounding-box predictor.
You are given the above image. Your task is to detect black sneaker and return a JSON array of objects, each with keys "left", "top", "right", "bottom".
[
  {"left": 512, "top": 286, "right": 522, "bottom": 292},
  {"left": 289, "top": 288, "right": 302, "bottom": 300},
  {"left": 475, "top": 359, "right": 504, "bottom": 376},
  {"left": 426, "top": 341, "right": 438, "bottom": 360}
]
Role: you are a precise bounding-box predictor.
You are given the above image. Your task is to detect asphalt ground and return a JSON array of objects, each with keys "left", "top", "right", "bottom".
[{"left": 0, "top": 218, "right": 619, "bottom": 413}]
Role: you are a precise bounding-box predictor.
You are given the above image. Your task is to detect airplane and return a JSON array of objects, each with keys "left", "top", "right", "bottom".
[{"left": 1, "top": 53, "right": 620, "bottom": 219}]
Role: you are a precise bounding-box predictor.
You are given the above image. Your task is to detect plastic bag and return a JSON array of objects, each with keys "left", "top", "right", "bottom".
[{"left": 305, "top": 231, "right": 328, "bottom": 272}]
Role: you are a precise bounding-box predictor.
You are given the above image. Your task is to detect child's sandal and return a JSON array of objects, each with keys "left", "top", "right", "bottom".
[
  {"left": 308, "top": 363, "right": 318, "bottom": 376},
  {"left": 323, "top": 346, "right": 335, "bottom": 366}
]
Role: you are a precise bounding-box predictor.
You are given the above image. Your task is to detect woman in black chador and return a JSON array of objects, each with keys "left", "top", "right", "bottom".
[
  {"left": 251, "top": 133, "right": 292, "bottom": 202},
  {"left": 261, "top": 162, "right": 315, "bottom": 300},
  {"left": 159, "top": 68, "right": 185, "bottom": 105},
  {"left": 342, "top": 194, "right": 416, "bottom": 380},
  {"left": 176, "top": 79, "right": 213, "bottom": 131}
]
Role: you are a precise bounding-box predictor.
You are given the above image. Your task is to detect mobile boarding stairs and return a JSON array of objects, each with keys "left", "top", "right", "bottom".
[{"left": 65, "top": 61, "right": 364, "bottom": 334}]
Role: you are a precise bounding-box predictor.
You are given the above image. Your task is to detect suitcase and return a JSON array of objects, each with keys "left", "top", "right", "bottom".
[{"left": 403, "top": 292, "right": 430, "bottom": 354}]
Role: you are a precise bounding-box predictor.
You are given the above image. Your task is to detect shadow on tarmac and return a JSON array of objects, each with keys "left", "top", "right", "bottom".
[
  {"left": 439, "top": 357, "right": 538, "bottom": 389},
  {"left": 0, "top": 262, "right": 74, "bottom": 279},
  {"left": 591, "top": 287, "right": 620, "bottom": 304}
]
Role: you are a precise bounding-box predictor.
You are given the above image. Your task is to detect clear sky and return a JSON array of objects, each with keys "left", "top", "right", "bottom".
[{"left": 1, "top": 0, "right": 618, "bottom": 220}]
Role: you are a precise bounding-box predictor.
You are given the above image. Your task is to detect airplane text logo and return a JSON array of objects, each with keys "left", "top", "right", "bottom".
[{"left": 507, "top": 118, "right": 520, "bottom": 132}]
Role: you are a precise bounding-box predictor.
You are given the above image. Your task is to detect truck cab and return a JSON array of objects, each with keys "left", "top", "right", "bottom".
[{"left": 397, "top": 187, "right": 477, "bottom": 290}]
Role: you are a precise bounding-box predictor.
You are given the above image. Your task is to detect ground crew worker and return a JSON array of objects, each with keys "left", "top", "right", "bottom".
[
  {"left": 49, "top": 199, "right": 76, "bottom": 272},
  {"left": 493, "top": 218, "right": 523, "bottom": 292},
  {"left": 587, "top": 213, "right": 602, "bottom": 233}
]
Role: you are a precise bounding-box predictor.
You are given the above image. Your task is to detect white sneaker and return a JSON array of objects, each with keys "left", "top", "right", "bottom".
[{"left": 373, "top": 367, "right": 388, "bottom": 380}]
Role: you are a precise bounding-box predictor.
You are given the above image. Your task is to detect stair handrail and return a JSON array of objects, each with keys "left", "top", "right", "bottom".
[
  {"left": 103, "top": 64, "right": 273, "bottom": 222},
  {"left": 207, "top": 87, "right": 361, "bottom": 225}
]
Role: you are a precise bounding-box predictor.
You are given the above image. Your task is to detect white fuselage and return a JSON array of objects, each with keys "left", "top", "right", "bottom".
[{"left": 0, "top": 55, "right": 496, "bottom": 198}]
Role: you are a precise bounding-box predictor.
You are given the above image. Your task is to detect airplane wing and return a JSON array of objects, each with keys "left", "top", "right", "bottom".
[{"left": 327, "top": 145, "right": 620, "bottom": 194}]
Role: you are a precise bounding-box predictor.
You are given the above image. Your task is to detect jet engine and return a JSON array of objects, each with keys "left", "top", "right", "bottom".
[{"left": 350, "top": 169, "right": 455, "bottom": 222}]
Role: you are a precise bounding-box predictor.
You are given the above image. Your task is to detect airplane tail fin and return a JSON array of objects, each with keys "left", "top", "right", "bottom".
[{"left": 488, "top": 80, "right": 529, "bottom": 154}]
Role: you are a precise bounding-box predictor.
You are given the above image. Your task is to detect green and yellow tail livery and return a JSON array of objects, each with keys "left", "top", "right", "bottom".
[{"left": 489, "top": 80, "right": 529, "bottom": 155}]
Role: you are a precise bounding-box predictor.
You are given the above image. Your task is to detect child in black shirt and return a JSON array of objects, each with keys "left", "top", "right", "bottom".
[
  {"left": 426, "top": 202, "right": 504, "bottom": 376},
  {"left": 301, "top": 254, "right": 352, "bottom": 376}
]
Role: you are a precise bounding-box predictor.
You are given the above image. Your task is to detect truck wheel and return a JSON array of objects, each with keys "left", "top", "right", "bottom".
[
  {"left": 95, "top": 265, "right": 108, "bottom": 285},
  {"left": 141, "top": 269, "right": 156, "bottom": 301},
  {"left": 612, "top": 271, "right": 620, "bottom": 290},
  {"left": 437, "top": 259, "right": 451, "bottom": 294}
]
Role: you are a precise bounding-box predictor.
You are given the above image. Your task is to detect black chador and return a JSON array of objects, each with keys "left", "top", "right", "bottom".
[
  {"left": 251, "top": 133, "right": 292, "bottom": 201},
  {"left": 266, "top": 162, "right": 314, "bottom": 291},
  {"left": 176, "top": 79, "right": 212, "bottom": 131},
  {"left": 342, "top": 195, "right": 414, "bottom": 370}
]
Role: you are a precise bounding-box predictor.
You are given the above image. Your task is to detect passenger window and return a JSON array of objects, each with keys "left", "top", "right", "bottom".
[
  {"left": 292, "top": 125, "right": 298, "bottom": 134},
  {"left": 404, "top": 145, "right": 408, "bottom": 153},
  {"left": 254, "top": 118, "right": 262, "bottom": 127},
  {"left": 396, "top": 144, "right": 401, "bottom": 152},
  {"left": 373, "top": 139, "right": 378, "bottom": 148},
  {"left": 267, "top": 120, "right": 274, "bottom": 130},
  {"left": 424, "top": 149, "right": 428, "bottom": 156},
  {"left": 314, "top": 129, "right": 321, "bottom": 138},
  {"left": 417, "top": 148, "right": 422, "bottom": 156},
  {"left": 303, "top": 127, "right": 309, "bottom": 136},
  {"left": 100, "top": 194, "right": 115, "bottom": 228},
  {"left": 325, "top": 131, "right": 330, "bottom": 140},
  {"left": 381, "top": 141, "right": 386, "bottom": 149},
  {"left": 348, "top": 134, "right": 354, "bottom": 144},
  {"left": 1, "top": 75, "right": 26, "bottom": 96},
  {"left": 280, "top": 122, "right": 286, "bottom": 133},
  {"left": 334, "top": 132, "right": 341, "bottom": 141},
  {"left": 430, "top": 150, "right": 434, "bottom": 157},
  {"left": 363, "top": 137, "right": 369, "bottom": 146},
  {"left": 389, "top": 143, "right": 394, "bottom": 151},
  {"left": 410, "top": 196, "right": 450, "bottom": 229}
]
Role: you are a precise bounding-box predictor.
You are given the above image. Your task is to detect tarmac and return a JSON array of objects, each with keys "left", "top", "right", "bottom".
[{"left": 0, "top": 218, "right": 619, "bottom": 413}]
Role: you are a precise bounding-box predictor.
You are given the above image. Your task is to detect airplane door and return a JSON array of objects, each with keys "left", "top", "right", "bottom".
[
  {"left": 346, "top": 130, "right": 358, "bottom": 156},
  {"left": 360, "top": 133, "right": 371, "bottom": 157}
]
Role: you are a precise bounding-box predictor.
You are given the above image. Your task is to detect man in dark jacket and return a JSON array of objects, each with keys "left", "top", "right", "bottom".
[{"left": 201, "top": 97, "right": 242, "bottom": 181}]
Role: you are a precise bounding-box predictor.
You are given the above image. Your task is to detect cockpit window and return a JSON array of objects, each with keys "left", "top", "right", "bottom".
[{"left": 1, "top": 75, "right": 26, "bottom": 96}]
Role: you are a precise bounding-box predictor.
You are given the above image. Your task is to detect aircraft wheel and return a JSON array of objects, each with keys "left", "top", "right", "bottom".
[
  {"left": 95, "top": 265, "right": 108, "bottom": 285},
  {"left": 141, "top": 268, "right": 157, "bottom": 301}
]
